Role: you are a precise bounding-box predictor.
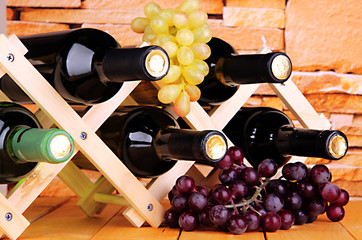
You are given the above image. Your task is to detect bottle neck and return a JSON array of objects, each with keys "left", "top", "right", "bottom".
[
  {"left": 7, "top": 127, "right": 75, "bottom": 164},
  {"left": 154, "top": 128, "right": 227, "bottom": 164},
  {"left": 215, "top": 52, "right": 292, "bottom": 86},
  {"left": 275, "top": 126, "right": 348, "bottom": 160},
  {"left": 97, "top": 46, "right": 170, "bottom": 83}
]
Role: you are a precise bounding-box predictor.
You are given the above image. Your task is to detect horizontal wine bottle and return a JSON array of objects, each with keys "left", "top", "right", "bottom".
[
  {"left": 129, "top": 37, "right": 292, "bottom": 106},
  {"left": 198, "top": 37, "right": 292, "bottom": 105},
  {"left": 222, "top": 107, "right": 348, "bottom": 168},
  {"left": 0, "top": 28, "right": 170, "bottom": 105},
  {"left": 0, "top": 102, "right": 75, "bottom": 183},
  {"left": 74, "top": 106, "right": 228, "bottom": 178}
]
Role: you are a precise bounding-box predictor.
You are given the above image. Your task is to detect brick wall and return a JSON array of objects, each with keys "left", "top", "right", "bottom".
[{"left": 5, "top": 0, "right": 362, "bottom": 197}]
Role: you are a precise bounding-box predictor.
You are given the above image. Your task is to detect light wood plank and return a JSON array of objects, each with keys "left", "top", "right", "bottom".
[
  {"left": 23, "top": 197, "right": 71, "bottom": 223},
  {"left": 340, "top": 200, "right": 362, "bottom": 240},
  {"left": 90, "top": 207, "right": 180, "bottom": 240},
  {"left": 266, "top": 213, "right": 354, "bottom": 240},
  {"left": 179, "top": 226, "right": 265, "bottom": 240},
  {"left": 19, "top": 199, "right": 122, "bottom": 240}
]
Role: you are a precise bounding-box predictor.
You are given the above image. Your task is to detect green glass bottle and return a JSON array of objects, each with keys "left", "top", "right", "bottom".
[{"left": 0, "top": 102, "right": 75, "bottom": 183}]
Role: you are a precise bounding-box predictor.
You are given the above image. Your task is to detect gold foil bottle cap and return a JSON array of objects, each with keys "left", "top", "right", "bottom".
[
  {"left": 205, "top": 135, "right": 227, "bottom": 160},
  {"left": 328, "top": 134, "right": 348, "bottom": 159},
  {"left": 271, "top": 55, "right": 292, "bottom": 80},
  {"left": 145, "top": 49, "right": 169, "bottom": 78}
]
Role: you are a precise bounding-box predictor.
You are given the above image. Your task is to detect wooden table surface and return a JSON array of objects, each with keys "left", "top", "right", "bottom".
[{"left": 9, "top": 197, "right": 362, "bottom": 240}]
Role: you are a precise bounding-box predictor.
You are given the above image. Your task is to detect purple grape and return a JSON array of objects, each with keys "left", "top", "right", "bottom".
[
  {"left": 261, "top": 212, "right": 281, "bottom": 232},
  {"left": 227, "top": 214, "right": 248, "bottom": 235},
  {"left": 297, "top": 179, "right": 318, "bottom": 199},
  {"left": 263, "top": 193, "right": 284, "bottom": 212},
  {"left": 209, "top": 205, "right": 230, "bottom": 226},
  {"left": 243, "top": 211, "right": 261, "bottom": 231},
  {"left": 293, "top": 209, "right": 308, "bottom": 225},
  {"left": 326, "top": 204, "right": 345, "bottom": 222},
  {"left": 228, "top": 146, "right": 244, "bottom": 166},
  {"left": 277, "top": 209, "right": 295, "bottom": 230},
  {"left": 319, "top": 182, "right": 341, "bottom": 203},
  {"left": 258, "top": 158, "right": 278, "bottom": 178},
  {"left": 334, "top": 189, "right": 349, "bottom": 206},
  {"left": 266, "top": 179, "right": 288, "bottom": 197},
  {"left": 229, "top": 180, "right": 248, "bottom": 203},
  {"left": 306, "top": 215, "right": 318, "bottom": 223},
  {"left": 282, "top": 162, "right": 308, "bottom": 181},
  {"left": 253, "top": 204, "right": 267, "bottom": 216},
  {"left": 239, "top": 167, "right": 260, "bottom": 186},
  {"left": 195, "top": 184, "right": 209, "bottom": 197},
  {"left": 171, "top": 195, "right": 188, "bottom": 213},
  {"left": 178, "top": 210, "right": 200, "bottom": 231},
  {"left": 215, "top": 152, "right": 234, "bottom": 169},
  {"left": 163, "top": 208, "right": 180, "bottom": 228},
  {"left": 284, "top": 192, "right": 302, "bottom": 211},
  {"left": 188, "top": 192, "right": 208, "bottom": 212},
  {"left": 305, "top": 198, "right": 326, "bottom": 216},
  {"left": 168, "top": 185, "right": 181, "bottom": 202},
  {"left": 199, "top": 206, "right": 213, "bottom": 226},
  {"left": 310, "top": 165, "right": 331, "bottom": 185},
  {"left": 219, "top": 168, "right": 238, "bottom": 186},
  {"left": 175, "top": 175, "right": 195, "bottom": 194},
  {"left": 211, "top": 185, "right": 232, "bottom": 205}
]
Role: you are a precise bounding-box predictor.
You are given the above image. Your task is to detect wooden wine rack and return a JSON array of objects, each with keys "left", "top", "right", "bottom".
[{"left": 0, "top": 34, "right": 332, "bottom": 239}]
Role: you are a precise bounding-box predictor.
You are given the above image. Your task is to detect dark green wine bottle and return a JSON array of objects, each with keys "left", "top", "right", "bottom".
[{"left": 0, "top": 102, "right": 75, "bottom": 183}]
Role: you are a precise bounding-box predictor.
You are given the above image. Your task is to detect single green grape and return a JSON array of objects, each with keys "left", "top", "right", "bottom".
[
  {"left": 131, "top": 17, "right": 149, "bottom": 33},
  {"left": 177, "top": 0, "right": 200, "bottom": 14},
  {"left": 177, "top": 46, "right": 195, "bottom": 65},
  {"left": 142, "top": 25, "right": 157, "bottom": 42},
  {"left": 158, "top": 84, "right": 182, "bottom": 104},
  {"left": 150, "top": 16, "right": 169, "bottom": 35},
  {"left": 182, "top": 65, "right": 204, "bottom": 85},
  {"left": 188, "top": 10, "right": 208, "bottom": 29},
  {"left": 190, "top": 42, "right": 211, "bottom": 60},
  {"left": 189, "top": 59, "right": 209, "bottom": 76},
  {"left": 161, "top": 41, "right": 179, "bottom": 58},
  {"left": 144, "top": 2, "right": 161, "bottom": 19},
  {"left": 176, "top": 28, "right": 194, "bottom": 46},
  {"left": 161, "top": 64, "right": 182, "bottom": 84},
  {"left": 173, "top": 11, "right": 189, "bottom": 29},
  {"left": 159, "top": 8, "right": 175, "bottom": 26},
  {"left": 193, "top": 26, "right": 212, "bottom": 43}
]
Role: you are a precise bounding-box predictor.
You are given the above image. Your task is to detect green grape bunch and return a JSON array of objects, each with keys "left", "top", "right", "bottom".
[{"left": 131, "top": 0, "right": 212, "bottom": 117}]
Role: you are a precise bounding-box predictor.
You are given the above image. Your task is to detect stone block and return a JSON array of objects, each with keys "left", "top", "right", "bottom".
[
  {"left": 7, "top": 21, "right": 70, "bottom": 36},
  {"left": 6, "top": 0, "right": 81, "bottom": 8},
  {"left": 226, "top": 0, "right": 286, "bottom": 9}
]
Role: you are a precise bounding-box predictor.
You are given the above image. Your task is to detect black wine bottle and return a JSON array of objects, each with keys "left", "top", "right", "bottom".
[
  {"left": 0, "top": 28, "right": 170, "bottom": 105},
  {"left": 0, "top": 102, "right": 75, "bottom": 183},
  {"left": 198, "top": 37, "right": 292, "bottom": 105},
  {"left": 75, "top": 106, "right": 228, "bottom": 178},
  {"left": 222, "top": 107, "right": 348, "bottom": 168}
]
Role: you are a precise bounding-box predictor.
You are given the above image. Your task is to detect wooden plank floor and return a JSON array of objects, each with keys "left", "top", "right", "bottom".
[{"left": 5, "top": 197, "right": 361, "bottom": 240}]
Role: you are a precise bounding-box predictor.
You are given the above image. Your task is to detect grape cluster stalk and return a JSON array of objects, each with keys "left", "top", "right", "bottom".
[
  {"left": 164, "top": 146, "right": 350, "bottom": 235},
  {"left": 131, "top": 0, "right": 212, "bottom": 117}
]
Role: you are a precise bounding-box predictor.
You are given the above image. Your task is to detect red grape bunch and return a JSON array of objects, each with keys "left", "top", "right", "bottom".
[{"left": 163, "top": 146, "right": 349, "bottom": 235}]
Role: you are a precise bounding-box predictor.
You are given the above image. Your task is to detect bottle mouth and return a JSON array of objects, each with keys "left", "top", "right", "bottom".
[
  {"left": 205, "top": 134, "right": 227, "bottom": 161},
  {"left": 328, "top": 133, "right": 348, "bottom": 159},
  {"left": 271, "top": 54, "right": 292, "bottom": 81},
  {"left": 145, "top": 49, "right": 170, "bottom": 79},
  {"left": 49, "top": 134, "right": 73, "bottom": 159}
]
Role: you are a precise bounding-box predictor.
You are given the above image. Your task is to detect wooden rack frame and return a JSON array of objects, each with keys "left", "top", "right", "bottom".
[{"left": 0, "top": 34, "right": 332, "bottom": 239}]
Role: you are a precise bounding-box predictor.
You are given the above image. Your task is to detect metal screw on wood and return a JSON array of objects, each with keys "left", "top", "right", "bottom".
[
  {"left": 147, "top": 204, "right": 153, "bottom": 211},
  {"left": 7, "top": 53, "right": 14, "bottom": 62},
  {"left": 5, "top": 212, "right": 12, "bottom": 221},
  {"left": 80, "top": 132, "right": 87, "bottom": 140}
]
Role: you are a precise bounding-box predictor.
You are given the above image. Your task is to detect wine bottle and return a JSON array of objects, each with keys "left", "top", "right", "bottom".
[
  {"left": 198, "top": 37, "right": 292, "bottom": 105},
  {"left": 75, "top": 106, "right": 228, "bottom": 178},
  {"left": 222, "top": 107, "right": 348, "bottom": 168},
  {"left": 0, "top": 102, "right": 75, "bottom": 183},
  {"left": 129, "top": 37, "right": 292, "bottom": 106},
  {"left": 0, "top": 28, "right": 170, "bottom": 105}
]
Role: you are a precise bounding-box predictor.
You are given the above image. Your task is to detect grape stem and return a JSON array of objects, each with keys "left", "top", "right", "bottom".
[{"left": 224, "top": 178, "right": 271, "bottom": 210}]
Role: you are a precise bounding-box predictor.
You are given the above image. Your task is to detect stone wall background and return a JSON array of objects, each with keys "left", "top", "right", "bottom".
[{"left": 5, "top": 0, "right": 362, "bottom": 197}]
